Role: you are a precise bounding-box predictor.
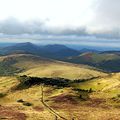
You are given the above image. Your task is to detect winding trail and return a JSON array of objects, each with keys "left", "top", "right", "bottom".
[{"left": 40, "top": 85, "right": 68, "bottom": 120}]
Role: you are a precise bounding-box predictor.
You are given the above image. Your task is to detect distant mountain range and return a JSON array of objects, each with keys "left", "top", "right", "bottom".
[
  {"left": 0, "top": 42, "right": 80, "bottom": 59},
  {"left": 0, "top": 42, "right": 120, "bottom": 72}
]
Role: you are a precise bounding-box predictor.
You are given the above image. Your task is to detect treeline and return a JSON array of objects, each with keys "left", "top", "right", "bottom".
[
  {"left": 15, "top": 75, "right": 97, "bottom": 92},
  {"left": 73, "top": 88, "right": 93, "bottom": 93},
  {"left": 72, "top": 76, "right": 100, "bottom": 83},
  {"left": 16, "top": 75, "right": 70, "bottom": 90}
]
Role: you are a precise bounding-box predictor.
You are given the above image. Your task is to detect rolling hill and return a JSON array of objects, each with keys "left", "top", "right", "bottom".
[
  {"left": 65, "top": 52, "right": 120, "bottom": 72},
  {"left": 1, "top": 42, "right": 120, "bottom": 72},
  {"left": 72, "top": 73, "right": 120, "bottom": 93},
  {"left": 0, "top": 53, "right": 106, "bottom": 79}
]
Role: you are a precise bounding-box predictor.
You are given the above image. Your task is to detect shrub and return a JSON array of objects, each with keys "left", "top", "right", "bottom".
[
  {"left": 0, "top": 93, "right": 6, "bottom": 98},
  {"left": 89, "top": 88, "right": 93, "bottom": 93},
  {"left": 117, "top": 94, "right": 120, "bottom": 98},
  {"left": 17, "top": 99, "right": 33, "bottom": 106},
  {"left": 79, "top": 95, "right": 82, "bottom": 99},
  {"left": 23, "top": 102, "right": 33, "bottom": 106},
  {"left": 17, "top": 99, "right": 24, "bottom": 103}
]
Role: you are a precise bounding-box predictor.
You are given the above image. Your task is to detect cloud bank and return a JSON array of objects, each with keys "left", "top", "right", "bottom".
[
  {"left": 90, "top": 0, "right": 120, "bottom": 33},
  {"left": 0, "top": 0, "right": 120, "bottom": 49}
]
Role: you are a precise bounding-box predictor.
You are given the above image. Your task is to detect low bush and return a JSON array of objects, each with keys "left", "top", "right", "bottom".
[
  {"left": 117, "top": 94, "right": 120, "bottom": 98},
  {"left": 17, "top": 98, "right": 33, "bottom": 106},
  {"left": 23, "top": 102, "right": 33, "bottom": 106},
  {"left": 0, "top": 93, "right": 6, "bottom": 98},
  {"left": 17, "top": 99, "right": 24, "bottom": 103}
]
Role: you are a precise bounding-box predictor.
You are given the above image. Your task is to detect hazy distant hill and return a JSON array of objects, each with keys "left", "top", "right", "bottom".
[
  {"left": 0, "top": 43, "right": 15, "bottom": 48},
  {"left": 0, "top": 42, "right": 80, "bottom": 59},
  {"left": 0, "top": 42, "right": 40, "bottom": 55},
  {"left": 0, "top": 42, "right": 120, "bottom": 72},
  {"left": 101, "top": 50, "right": 120, "bottom": 55}
]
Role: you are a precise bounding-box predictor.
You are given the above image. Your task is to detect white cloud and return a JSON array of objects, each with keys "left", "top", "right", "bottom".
[
  {"left": 0, "top": 0, "right": 96, "bottom": 27},
  {"left": 0, "top": 0, "right": 119, "bottom": 49},
  {"left": 89, "top": 0, "right": 120, "bottom": 33}
]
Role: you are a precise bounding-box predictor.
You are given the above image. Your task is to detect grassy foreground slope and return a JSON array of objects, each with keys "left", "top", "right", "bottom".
[
  {"left": 73, "top": 73, "right": 120, "bottom": 98},
  {"left": 0, "top": 54, "right": 107, "bottom": 79},
  {"left": 1, "top": 74, "right": 120, "bottom": 120},
  {"left": 0, "top": 76, "right": 18, "bottom": 93}
]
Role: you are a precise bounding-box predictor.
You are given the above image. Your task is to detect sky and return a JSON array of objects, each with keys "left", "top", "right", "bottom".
[{"left": 0, "top": 0, "right": 120, "bottom": 49}]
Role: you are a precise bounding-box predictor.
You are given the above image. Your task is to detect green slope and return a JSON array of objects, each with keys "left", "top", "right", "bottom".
[
  {"left": 0, "top": 54, "right": 107, "bottom": 79},
  {"left": 65, "top": 52, "right": 120, "bottom": 72}
]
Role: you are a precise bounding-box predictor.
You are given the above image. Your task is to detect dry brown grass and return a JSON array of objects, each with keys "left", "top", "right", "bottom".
[{"left": 1, "top": 76, "right": 120, "bottom": 120}]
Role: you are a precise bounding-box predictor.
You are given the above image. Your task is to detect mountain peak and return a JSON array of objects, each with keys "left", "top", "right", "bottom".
[
  {"left": 44, "top": 44, "right": 68, "bottom": 49},
  {"left": 15, "top": 42, "right": 35, "bottom": 47},
  {"left": 43, "top": 44, "right": 69, "bottom": 53}
]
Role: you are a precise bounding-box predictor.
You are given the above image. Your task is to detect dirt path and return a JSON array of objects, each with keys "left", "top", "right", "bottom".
[{"left": 40, "top": 85, "right": 68, "bottom": 120}]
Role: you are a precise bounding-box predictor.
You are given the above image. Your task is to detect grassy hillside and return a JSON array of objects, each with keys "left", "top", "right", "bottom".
[
  {"left": 1, "top": 73, "right": 120, "bottom": 120},
  {"left": 0, "top": 76, "right": 18, "bottom": 93},
  {"left": 72, "top": 73, "right": 120, "bottom": 92},
  {"left": 65, "top": 52, "right": 120, "bottom": 72},
  {"left": 0, "top": 54, "right": 107, "bottom": 79},
  {"left": 1, "top": 53, "right": 120, "bottom": 119},
  {"left": 67, "top": 52, "right": 120, "bottom": 63}
]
